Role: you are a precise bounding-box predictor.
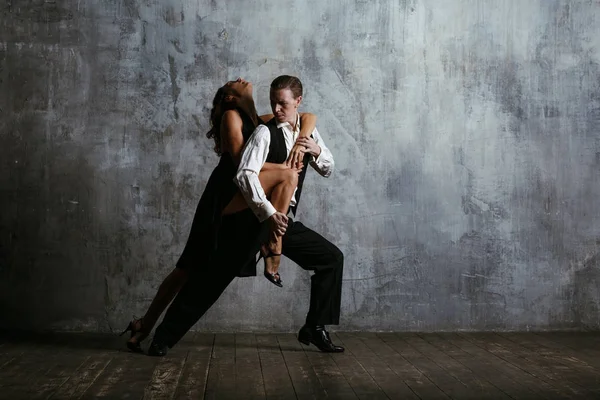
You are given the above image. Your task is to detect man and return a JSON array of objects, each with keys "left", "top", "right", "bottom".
[{"left": 235, "top": 75, "right": 344, "bottom": 352}]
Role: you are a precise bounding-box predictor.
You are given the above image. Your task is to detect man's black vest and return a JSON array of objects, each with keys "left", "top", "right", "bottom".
[{"left": 264, "top": 118, "right": 310, "bottom": 216}]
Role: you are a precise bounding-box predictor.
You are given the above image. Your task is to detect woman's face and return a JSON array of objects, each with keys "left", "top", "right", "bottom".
[
  {"left": 270, "top": 88, "right": 302, "bottom": 125},
  {"left": 224, "top": 77, "right": 253, "bottom": 99}
]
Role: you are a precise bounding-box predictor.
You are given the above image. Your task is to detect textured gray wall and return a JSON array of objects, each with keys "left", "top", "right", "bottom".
[{"left": 1, "top": 0, "right": 600, "bottom": 333}]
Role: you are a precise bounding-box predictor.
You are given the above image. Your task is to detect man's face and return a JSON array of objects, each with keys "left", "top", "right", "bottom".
[{"left": 270, "top": 88, "right": 302, "bottom": 125}]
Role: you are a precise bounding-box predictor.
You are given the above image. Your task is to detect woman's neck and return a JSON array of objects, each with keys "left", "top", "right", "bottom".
[{"left": 235, "top": 96, "right": 258, "bottom": 125}]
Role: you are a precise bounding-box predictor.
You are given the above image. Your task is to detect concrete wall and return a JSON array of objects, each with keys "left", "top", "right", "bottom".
[{"left": 1, "top": 0, "right": 600, "bottom": 332}]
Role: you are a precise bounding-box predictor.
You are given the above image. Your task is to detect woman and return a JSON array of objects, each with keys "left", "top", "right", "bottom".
[{"left": 121, "top": 78, "right": 314, "bottom": 352}]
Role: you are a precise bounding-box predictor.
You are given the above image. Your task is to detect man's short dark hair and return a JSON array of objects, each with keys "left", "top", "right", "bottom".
[{"left": 270, "top": 75, "right": 303, "bottom": 99}]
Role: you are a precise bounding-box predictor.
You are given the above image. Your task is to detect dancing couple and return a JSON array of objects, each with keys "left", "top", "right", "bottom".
[{"left": 121, "top": 75, "right": 344, "bottom": 355}]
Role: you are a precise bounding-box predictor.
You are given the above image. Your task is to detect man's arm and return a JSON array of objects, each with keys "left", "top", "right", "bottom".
[
  {"left": 234, "top": 125, "right": 277, "bottom": 222},
  {"left": 296, "top": 127, "right": 335, "bottom": 177},
  {"left": 260, "top": 113, "right": 316, "bottom": 169}
]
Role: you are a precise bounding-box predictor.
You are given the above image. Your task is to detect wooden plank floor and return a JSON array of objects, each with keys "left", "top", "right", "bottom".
[{"left": 0, "top": 331, "right": 599, "bottom": 399}]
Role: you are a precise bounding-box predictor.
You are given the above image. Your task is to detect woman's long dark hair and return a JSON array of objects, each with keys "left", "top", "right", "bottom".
[
  {"left": 206, "top": 86, "right": 259, "bottom": 156},
  {"left": 206, "top": 87, "right": 227, "bottom": 156}
]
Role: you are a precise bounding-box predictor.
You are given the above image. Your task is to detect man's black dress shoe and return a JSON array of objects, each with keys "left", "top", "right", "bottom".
[
  {"left": 148, "top": 340, "right": 169, "bottom": 357},
  {"left": 298, "top": 324, "right": 344, "bottom": 353}
]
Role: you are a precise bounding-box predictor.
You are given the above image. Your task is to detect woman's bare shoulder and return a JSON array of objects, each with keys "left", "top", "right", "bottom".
[{"left": 221, "top": 109, "right": 243, "bottom": 129}]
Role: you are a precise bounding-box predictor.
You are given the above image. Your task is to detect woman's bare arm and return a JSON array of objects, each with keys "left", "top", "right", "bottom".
[
  {"left": 259, "top": 114, "right": 274, "bottom": 123},
  {"left": 257, "top": 113, "right": 316, "bottom": 136},
  {"left": 298, "top": 112, "right": 316, "bottom": 138},
  {"left": 287, "top": 112, "right": 317, "bottom": 167},
  {"left": 256, "top": 112, "right": 317, "bottom": 169}
]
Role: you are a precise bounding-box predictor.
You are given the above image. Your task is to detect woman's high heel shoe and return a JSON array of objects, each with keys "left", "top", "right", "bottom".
[
  {"left": 120, "top": 317, "right": 147, "bottom": 353},
  {"left": 264, "top": 260, "right": 283, "bottom": 287},
  {"left": 258, "top": 247, "right": 283, "bottom": 287}
]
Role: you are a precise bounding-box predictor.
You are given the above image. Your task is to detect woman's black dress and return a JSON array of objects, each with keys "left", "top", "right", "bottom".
[{"left": 175, "top": 108, "right": 262, "bottom": 276}]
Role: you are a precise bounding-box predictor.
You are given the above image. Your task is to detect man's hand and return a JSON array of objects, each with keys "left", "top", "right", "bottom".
[
  {"left": 286, "top": 143, "right": 307, "bottom": 169},
  {"left": 262, "top": 161, "right": 303, "bottom": 174},
  {"left": 268, "top": 211, "right": 288, "bottom": 237},
  {"left": 296, "top": 137, "right": 321, "bottom": 158},
  {"left": 291, "top": 161, "right": 304, "bottom": 174}
]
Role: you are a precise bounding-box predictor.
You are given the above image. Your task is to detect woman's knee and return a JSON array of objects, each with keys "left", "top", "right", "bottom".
[{"left": 283, "top": 168, "right": 299, "bottom": 186}]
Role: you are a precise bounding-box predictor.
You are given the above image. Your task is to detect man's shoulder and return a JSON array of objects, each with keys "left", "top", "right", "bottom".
[
  {"left": 258, "top": 117, "right": 278, "bottom": 128},
  {"left": 255, "top": 121, "right": 277, "bottom": 135},
  {"left": 250, "top": 124, "right": 271, "bottom": 141},
  {"left": 254, "top": 124, "right": 270, "bottom": 132}
]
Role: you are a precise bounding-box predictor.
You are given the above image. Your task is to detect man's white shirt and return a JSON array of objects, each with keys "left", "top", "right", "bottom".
[{"left": 234, "top": 113, "right": 334, "bottom": 222}]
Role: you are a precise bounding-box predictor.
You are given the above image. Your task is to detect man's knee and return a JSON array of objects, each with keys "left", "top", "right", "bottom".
[{"left": 330, "top": 245, "right": 344, "bottom": 268}]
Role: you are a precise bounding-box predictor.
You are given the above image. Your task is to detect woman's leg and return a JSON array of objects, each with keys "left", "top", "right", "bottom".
[
  {"left": 126, "top": 268, "right": 189, "bottom": 350},
  {"left": 142, "top": 268, "right": 189, "bottom": 328},
  {"left": 264, "top": 171, "right": 298, "bottom": 273},
  {"left": 127, "top": 168, "right": 299, "bottom": 349},
  {"left": 222, "top": 168, "right": 299, "bottom": 279},
  {"left": 222, "top": 168, "right": 299, "bottom": 216}
]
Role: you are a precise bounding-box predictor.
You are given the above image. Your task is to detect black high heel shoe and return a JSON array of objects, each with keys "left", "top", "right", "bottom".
[
  {"left": 120, "top": 317, "right": 146, "bottom": 353},
  {"left": 258, "top": 247, "right": 283, "bottom": 287}
]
